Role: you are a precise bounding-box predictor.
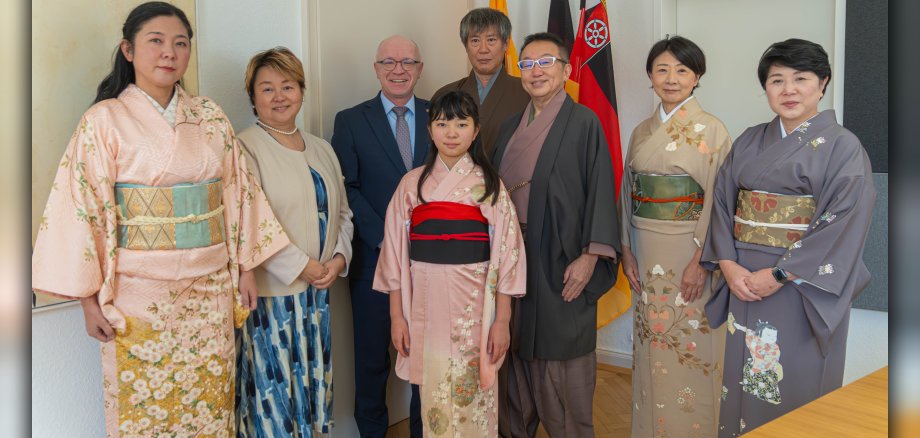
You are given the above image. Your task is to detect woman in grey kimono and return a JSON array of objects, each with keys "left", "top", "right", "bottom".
[
  {"left": 620, "top": 36, "right": 731, "bottom": 438},
  {"left": 701, "top": 39, "right": 876, "bottom": 436}
]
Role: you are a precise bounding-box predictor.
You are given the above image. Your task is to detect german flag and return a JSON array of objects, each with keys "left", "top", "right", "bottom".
[{"left": 568, "top": 0, "right": 631, "bottom": 328}]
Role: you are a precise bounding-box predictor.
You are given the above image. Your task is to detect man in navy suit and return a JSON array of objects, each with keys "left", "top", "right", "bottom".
[{"left": 331, "top": 35, "right": 428, "bottom": 438}]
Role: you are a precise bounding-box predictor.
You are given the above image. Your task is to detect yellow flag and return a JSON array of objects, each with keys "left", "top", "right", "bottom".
[
  {"left": 489, "top": 0, "right": 521, "bottom": 77},
  {"left": 597, "top": 265, "right": 632, "bottom": 329}
]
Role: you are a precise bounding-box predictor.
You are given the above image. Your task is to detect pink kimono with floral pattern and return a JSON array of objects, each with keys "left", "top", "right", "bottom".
[
  {"left": 32, "top": 85, "right": 289, "bottom": 437},
  {"left": 373, "top": 155, "right": 526, "bottom": 437}
]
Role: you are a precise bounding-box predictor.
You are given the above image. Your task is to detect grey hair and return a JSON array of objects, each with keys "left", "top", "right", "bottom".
[{"left": 459, "top": 8, "right": 512, "bottom": 44}]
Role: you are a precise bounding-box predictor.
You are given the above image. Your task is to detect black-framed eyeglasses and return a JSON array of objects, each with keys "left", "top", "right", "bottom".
[
  {"left": 517, "top": 56, "right": 567, "bottom": 70},
  {"left": 376, "top": 58, "right": 421, "bottom": 71}
]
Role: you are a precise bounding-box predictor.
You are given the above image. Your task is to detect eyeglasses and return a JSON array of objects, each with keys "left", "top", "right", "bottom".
[
  {"left": 376, "top": 58, "right": 421, "bottom": 71},
  {"left": 517, "top": 56, "right": 567, "bottom": 70}
]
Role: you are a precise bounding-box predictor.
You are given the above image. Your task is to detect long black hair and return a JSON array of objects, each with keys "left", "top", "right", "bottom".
[
  {"left": 417, "top": 90, "right": 500, "bottom": 206},
  {"left": 93, "top": 1, "right": 193, "bottom": 103}
]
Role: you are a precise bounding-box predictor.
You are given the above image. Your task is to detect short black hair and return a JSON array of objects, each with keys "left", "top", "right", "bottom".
[
  {"left": 460, "top": 8, "right": 512, "bottom": 44},
  {"left": 646, "top": 36, "right": 706, "bottom": 90},
  {"left": 757, "top": 38, "right": 831, "bottom": 94},
  {"left": 520, "top": 32, "right": 569, "bottom": 61}
]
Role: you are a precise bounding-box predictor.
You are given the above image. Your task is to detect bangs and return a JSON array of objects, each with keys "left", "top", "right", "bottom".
[{"left": 429, "top": 91, "right": 479, "bottom": 124}]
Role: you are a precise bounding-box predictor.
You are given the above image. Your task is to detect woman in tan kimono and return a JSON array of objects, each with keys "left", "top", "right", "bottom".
[
  {"left": 619, "top": 36, "right": 732, "bottom": 437},
  {"left": 31, "top": 3, "right": 289, "bottom": 436}
]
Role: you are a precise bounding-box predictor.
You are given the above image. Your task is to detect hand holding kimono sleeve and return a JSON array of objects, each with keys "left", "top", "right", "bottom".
[
  {"left": 776, "top": 137, "right": 875, "bottom": 351},
  {"left": 33, "top": 114, "right": 118, "bottom": 301},
  {"left": 693, "top": 124, "right": 733, "bottom": 248}
]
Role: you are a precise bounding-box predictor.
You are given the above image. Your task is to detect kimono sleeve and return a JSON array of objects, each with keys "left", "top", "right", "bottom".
[
  {"left": 701, "top": 129, "right": 748, "bottom": 270},
  {"left": 776, "top": 136, "right": 875, "bottom": 351},
  {"left": 693, "top": 121, "right": 733, "bottom": 248},
  {"left": 487, "top": 184, "right": 527, "bottom": 298},
  {"left": 618, "top": 127, "right": 640, "bottom": 250},
  {"left": 372, "top": 178, "right": 413, "bottom": 295},
  {"left": 221, "top": 118, "right": 290, "bottom": 273},
  {"left": 33, "top": 113, "right": 118, "bottom": 300}
]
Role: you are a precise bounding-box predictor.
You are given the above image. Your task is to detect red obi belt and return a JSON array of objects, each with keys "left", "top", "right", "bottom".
[{"left": 409, "top": 201, "right": 490, "bottom": 264}]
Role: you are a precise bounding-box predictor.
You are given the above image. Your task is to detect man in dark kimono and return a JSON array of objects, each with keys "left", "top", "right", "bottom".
[
  {"left": 431, "top": 7, "right": 530, "bottom": 156},
  {"left": 491, "top": 32, "right": 620, "bottom": 438}
]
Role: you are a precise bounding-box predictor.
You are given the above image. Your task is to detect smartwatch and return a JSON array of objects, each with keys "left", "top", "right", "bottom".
[{"left": 771, "top": 266, "right": 790, "bottom": 284}]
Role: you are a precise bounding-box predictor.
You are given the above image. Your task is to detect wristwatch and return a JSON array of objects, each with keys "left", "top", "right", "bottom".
[{"left": 771, "top": 266, "right": 790, "bottom": 284}]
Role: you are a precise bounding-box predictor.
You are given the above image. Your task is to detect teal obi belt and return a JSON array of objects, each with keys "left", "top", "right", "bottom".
[
  {"left": 115, "top": 179, "right": 225, "bottom": 250},
  {"left": 631, "top": 173, "right": 704, "bottom": 221}
]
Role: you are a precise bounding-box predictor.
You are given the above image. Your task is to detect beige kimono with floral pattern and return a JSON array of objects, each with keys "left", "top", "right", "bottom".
[
  {"left": 619, "top": 98, "right": 731, "bottom": 438},
  {"left": 32, "top": 85, "right": 289, "bottom": 437},
  {"left": 373, "top": 155, "right": 526, "bottom": 437}
]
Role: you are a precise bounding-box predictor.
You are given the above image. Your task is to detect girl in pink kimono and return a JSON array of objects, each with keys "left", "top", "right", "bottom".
[
  {"left": 31, "top": 3, "right": 288, "bottom": 436},
  {"left": 373, "top": 91, "right": 527, "bottom": 437}
]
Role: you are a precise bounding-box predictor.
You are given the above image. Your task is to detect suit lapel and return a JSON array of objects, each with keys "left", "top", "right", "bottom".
[
  {"left": 413, "top": 98, "right": 430, "bottom": 167},
  {"left": 362, "top": 93, "right": 407, "bottom": 174}
]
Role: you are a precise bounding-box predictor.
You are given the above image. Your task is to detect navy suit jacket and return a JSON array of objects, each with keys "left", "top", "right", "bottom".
[{"left": 331, "top": 92, "right": 431, "bottom": 279}]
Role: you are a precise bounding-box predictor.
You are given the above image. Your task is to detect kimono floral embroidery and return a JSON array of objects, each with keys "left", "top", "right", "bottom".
[
  {"left": 810, "top": 136, "right": 826, "bottom": 150},
  {"left": 818, "top": 264, "right": 835, "bottom": 275},
  {"left": 634, "top": 264, "right": 716, "bottom": 375},
  {"left": 677, "top": 386, "right": 697, "bottom": 413}
]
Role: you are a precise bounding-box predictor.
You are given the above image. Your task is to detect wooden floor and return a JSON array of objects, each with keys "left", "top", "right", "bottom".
[{"left": 386, "top": 363, "right": 632, "bottom": 437}]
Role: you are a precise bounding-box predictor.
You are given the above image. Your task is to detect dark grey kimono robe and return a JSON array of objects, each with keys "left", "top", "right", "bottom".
[
  {"left": 492, "top": 95, "right": 621, "bottom": 361},
  {"left": 432, "top": 67, "right": 531, "bottom": 157},
  {"left": 701, "top": 110, "right": 876, "bottom": 436}
]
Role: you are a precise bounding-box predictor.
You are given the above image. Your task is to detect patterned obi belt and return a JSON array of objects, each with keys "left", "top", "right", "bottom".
[
  {"left": 409, "top": 201, "right": 490, "bottom": 264},
  {"left": 115, "top": 179, "right": 226, "bottom": 250},
  {"left": 733, "top": 189, "right": 815, "bottom": 248},
  {"left": 631, "top": 173, "right": 703, "bottom": 221}
]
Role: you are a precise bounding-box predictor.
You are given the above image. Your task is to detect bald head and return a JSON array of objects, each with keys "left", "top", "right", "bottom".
[{"left": 376, "top": 35, "right": 422, "bottom": 62}]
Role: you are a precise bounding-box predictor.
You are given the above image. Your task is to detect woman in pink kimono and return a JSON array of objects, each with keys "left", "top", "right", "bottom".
[
  {"left": 373, "top": 91, "right": 527, "bottom": 437},
  {"left": 31, "top": 3, "right": 288, "bottom": 436}
]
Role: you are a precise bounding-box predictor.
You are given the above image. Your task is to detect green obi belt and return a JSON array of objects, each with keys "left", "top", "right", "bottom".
[
  {"left": 115, "top": 179, "right": 225, "bottom": 250},
  {"left": 631, "top": 173, "right": 704, "bottom": 221},
  {"left": 733, "top": 189, "right": 816, "bottom": 248}
]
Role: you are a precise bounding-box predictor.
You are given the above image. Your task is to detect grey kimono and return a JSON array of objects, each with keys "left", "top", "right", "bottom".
[{"left": 701, "top": 110, "right": 876, "bottom": 436}]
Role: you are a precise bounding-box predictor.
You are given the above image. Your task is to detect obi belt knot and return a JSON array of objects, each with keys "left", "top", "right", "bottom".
[{"left": 409, "top": 201, "right": 490, "bottom": 264}]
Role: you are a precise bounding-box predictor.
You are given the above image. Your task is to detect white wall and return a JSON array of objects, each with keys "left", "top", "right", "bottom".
[
  {"left": 196, "top": 0, "right": 303, "bottom": 130},
  {"left": 32, "top": 305, "right": 106, "bottom": 437}
]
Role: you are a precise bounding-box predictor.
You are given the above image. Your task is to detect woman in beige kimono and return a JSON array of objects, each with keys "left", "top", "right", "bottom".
[
  {"left": 31, "top": 3, "right": 289, "bottom": 436},
  {"left": 619, "top": 36, "right": 732, "bottom": 437},
  {"left": 235, "top": 47, "right": 353, "bottom": 437},
  {"left": 373, "top": 91, "right": 527, "bottom": 437}
]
